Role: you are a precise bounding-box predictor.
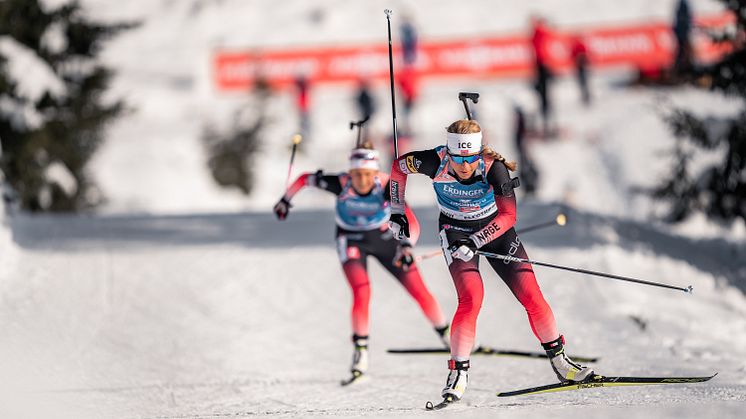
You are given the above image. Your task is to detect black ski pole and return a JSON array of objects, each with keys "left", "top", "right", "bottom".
[
  {"left": 476, "top": 250, "right": 693, "bottom": 294},
  {"left": 518, "top": 212, "right": 567, "bottom": 234},
  {"left": 285, "top": 134, "right": 302, "bottom": 190},
  {"left": 384, "top": 9, "right": 400, "bottom": 158}
]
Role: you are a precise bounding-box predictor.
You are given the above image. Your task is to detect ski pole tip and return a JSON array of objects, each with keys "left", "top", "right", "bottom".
[
  {"left": 556, "top": 213, "right": 567, "bottom": 226},
  {"left": 685, "top": 285, "right": 693, "bottom": 294},
  {"left": 292, "top": 134, "right": 302, "bottom": 145},
  {"left": 384, "top": 9, "right": 393, "bottom": 17}
]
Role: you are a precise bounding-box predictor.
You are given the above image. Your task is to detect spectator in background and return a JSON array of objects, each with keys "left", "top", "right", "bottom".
[
  {"left": 531, "top": 16, "right": 554, "bottom": 136},
  {"left": 673, "top": 0, "right": 693, "bottom": 76},
  {"left": 397, "top": 65, "right": 419, "bottom": 134},
  {"left": 400, "top": 15, "right": 418, "bottom": 66},
  {"left": 295, "top": 76, "right": 311, "bottom": 141},
  {"left": 355, "top": 79, "right": 376, "bottom": 121},
  {"left": 570, "top": 35, "right": 591, "bottom": 106},
  {"left": 513, "top": 102, "right": 538, "bottom": 196}
]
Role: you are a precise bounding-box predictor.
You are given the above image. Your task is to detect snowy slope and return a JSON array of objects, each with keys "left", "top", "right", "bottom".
[{"left": 1, "top": 204, "right": 745, "bottom": 418}]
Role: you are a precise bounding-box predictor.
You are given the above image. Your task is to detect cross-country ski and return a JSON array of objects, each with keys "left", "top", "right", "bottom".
[{"left": 497, "top": 373, "right": 718, "bottom": 397}]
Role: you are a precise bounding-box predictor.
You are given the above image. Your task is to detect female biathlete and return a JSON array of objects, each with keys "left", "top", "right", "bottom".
[
  {"left": 387, "top": 119, "right": 593, "bottom": 403},
  {"left": 273, "top": 142, "right": 449, "bottom": 383}
]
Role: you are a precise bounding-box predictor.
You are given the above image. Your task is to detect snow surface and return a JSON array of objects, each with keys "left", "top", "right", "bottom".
[
  {"left": 1, "top": 205, "right": 745, "bottom": 418},
  {"left": 1, "top": 1, "right": 745, "bottom": 418}
]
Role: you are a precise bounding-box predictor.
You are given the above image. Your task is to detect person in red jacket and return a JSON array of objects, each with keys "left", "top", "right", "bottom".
[
  {"left": 531, "top": 16, "right": 554, "bottom": 136},
  {"left": 388, "top": 119, "right": 593, "bottom": 403},
  {"left": 570, "top": 35, "right": 591, "bottom": 106},
  {"left": 274, "top": 142, "right": 449, "bottom": 384}
]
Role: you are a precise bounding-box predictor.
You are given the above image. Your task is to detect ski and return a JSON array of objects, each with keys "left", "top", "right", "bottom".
[
  {"left": 425, "top": 395, "right": 457, "bottom": 411},
  {"left": 340, "top": 370, "right": 368, "bottom": 386},
  {"left": 387, "top": 345, "right": 599, "bottom": 363},
  {"left": 497, "top": 373, "right": 717, "bottom": 397}
]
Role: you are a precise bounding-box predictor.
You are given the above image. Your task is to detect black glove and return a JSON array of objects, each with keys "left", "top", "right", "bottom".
[
  {"left": 312, "top": 169, "right": 324, "bottom": 187},
  {"left": 273, "top": 197, "right": 291, "bottom": 220},
  {"left": 393, "top": 244, "right": 415, "bottom": 271},
  {"left": 388, "top": 213, "right": 410, "bottom": 239},
  {"left": 448, "top": 238, "right": 477, "bottom": 262}
]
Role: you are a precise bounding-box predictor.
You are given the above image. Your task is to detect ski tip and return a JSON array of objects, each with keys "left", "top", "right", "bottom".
[{"left": 425, "top": 395, "right": 457, "bottom": 410}]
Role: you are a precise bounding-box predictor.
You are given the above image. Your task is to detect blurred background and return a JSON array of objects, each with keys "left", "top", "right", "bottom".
[
  {"left": 0, "top": 0, "right": 743, "bottom": 224},
  {"left": 0, "top": 1, "right": 745, "bottom": 418}
]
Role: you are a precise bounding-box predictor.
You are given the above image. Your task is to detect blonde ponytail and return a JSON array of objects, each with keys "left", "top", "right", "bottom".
[{"left": 482, "top": 146, "right": 517, "bottom": 171}]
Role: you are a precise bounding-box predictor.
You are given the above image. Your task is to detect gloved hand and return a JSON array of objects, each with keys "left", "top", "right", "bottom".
[
  {"left": 388, "top": 213, "right": 410, "bottom": 240},
  {"left": 449, "top": 238, "right": 477, "bottom": 262},
  {"left": 393, "top": 244, "right": 415, "bottom": 271},
  {"left": 312, "top": 169, "right": 324, "bottom": 187},
  {"left": 273, "top": 197, "right": 291, "bottom": 220}
]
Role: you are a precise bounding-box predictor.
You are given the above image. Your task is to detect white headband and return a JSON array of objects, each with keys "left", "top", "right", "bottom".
[
  {"left": 349, "top": 148, "right": 380, "bottom": 171},
  {"left": 446, "top": 132, "right": 482, "bottom": 155}
]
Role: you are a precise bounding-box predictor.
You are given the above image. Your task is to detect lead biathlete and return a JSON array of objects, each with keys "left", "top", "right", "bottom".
[{"left": 387, "top": 119, "right": 593, "bottom": 403}]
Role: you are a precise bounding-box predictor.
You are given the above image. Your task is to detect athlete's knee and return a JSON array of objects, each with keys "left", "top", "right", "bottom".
[{"left": 516, "top": 289, "right": 550, "bottom": 315}]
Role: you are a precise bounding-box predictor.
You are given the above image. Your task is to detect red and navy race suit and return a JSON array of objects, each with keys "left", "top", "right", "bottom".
[
  {"left": 284, "top": 170, "right": 446, "bottom": 336},
  {"left": 390, "top": 147, "right": 559, "bottom": 360}
]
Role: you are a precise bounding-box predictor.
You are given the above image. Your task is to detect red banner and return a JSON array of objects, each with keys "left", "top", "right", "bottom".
[{"left": 213, "top": 13, "right": 735, "bottom": 91}]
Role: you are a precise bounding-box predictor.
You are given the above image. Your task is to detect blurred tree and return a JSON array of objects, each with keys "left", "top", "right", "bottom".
[
  {"left": 201, "top": 78, "right": 271, "bottom": 195},
  {"left": 0, "top": 0, "right": 134, "bottom": 211},
  {"left": 651, "top": 0, "right": 745, "bottom": 223}
]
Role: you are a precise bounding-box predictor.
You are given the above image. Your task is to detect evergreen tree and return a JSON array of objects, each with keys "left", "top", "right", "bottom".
[
  {"left": 0, "top": 0, "right": 134, "bottom": 211},
  {"left": 202, "top": 78, "right": 271, "bottom": 195},
  {"left": 651, "top": 0, "right": 746, "bottom": 223}
]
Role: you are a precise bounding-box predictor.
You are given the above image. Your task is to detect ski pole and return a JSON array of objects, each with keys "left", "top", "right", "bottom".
[
  {"left": 384, "top": 9, "right": 400, "bottom": 158},
  {"left": 476, "top": 250, "right": 693, "bottom": 294},
  {"left": 285, "top": 134, "right": 302, "bottom": 190},
  {"left": 518, "top": 212, "right": 567, "bottom": 234},
  {"left": 415, "top": 213, "right": 568, "bottom": 262}
]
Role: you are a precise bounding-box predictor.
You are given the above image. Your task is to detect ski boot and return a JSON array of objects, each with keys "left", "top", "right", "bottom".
[
  {"left": 442, "top": 359, "right": 469, "bottom": 400},
  {"left": 341, "top": 334, "right": 369, "bottom": 386},
  {"left": 542, "top": 335, "right": 594, "bottom": 383},
  {"left": 426, "top": 359, "right": 470, "bottom": 410},
  {"left": 435, "top": 324, "right": 450, "bottom": 349}
]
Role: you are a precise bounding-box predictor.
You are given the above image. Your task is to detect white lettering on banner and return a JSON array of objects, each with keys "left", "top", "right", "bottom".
[
  {"left": 218, "top": 62, "right": 257, "bottom": 80},
  {"left": 438, "top": 44, "right": 530, "bottom": 70},
  {"left": 329, "top": 52, "right": 389, "bottom": 77},
  {"left": 259, "top": 58, "right": 320, "bottom": 79},
  {"left": 588, "top": 34, "right": 654, "bottom": 56}
]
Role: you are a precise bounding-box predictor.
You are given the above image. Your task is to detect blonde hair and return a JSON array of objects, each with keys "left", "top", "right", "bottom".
[
  {"left": 446, "top": 119, "right": 480, "bottom": 134},
  {"left": 446, "top": 120, "right": 517, "bottom": 172},
  {"left": 357, "top": 140, "right": 375, "bottom": 150}
]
